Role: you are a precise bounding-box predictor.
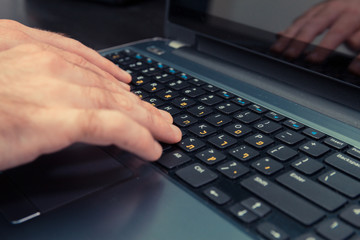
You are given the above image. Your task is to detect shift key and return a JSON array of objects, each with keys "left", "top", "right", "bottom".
[{"left": 241, "top": 175, "right": 324, "bottom": 225}]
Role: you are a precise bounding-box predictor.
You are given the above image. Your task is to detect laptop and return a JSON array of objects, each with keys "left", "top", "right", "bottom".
[{"left": 1, "top": 0, "right": 360, "bottom": 239}]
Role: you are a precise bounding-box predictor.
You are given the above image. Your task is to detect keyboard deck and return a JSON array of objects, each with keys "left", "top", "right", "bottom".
[{"left": 105, "top": 49, "right": 360, "bottom": 240}]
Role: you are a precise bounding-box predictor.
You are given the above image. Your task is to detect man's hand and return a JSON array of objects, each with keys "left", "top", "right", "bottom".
[{"left": 0, "top": 20, "right": 182, "bottom": 170}]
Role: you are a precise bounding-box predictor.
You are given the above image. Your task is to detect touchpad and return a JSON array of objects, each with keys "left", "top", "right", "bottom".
[{"left": 5, "top": 144, "right": 133, "bottom": 213}]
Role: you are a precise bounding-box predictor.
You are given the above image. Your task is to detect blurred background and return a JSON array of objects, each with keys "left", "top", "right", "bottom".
[{"left": 0, "top": 0, "right": 166, "bottom": 50}]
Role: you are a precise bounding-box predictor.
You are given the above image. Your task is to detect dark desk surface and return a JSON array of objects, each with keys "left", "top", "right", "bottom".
[{"left": 0, "top": 0, "right": 165, "bottom": 50}]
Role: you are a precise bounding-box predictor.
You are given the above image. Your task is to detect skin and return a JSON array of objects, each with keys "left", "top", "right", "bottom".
[
  {"left": 271, "top": 0, "right": 360, "bottom": 72},
  {"left": 0, "top": 19, "right": 182, "bottom": 171}
]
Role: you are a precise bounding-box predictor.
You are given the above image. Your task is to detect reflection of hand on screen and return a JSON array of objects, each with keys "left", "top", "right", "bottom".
[{"left": 272, "top": 0, "right": 360, "bottom": 63}]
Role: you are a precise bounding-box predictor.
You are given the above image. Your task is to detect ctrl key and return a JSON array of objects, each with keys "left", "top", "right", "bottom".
[{"left": 175, "top": 163, "right": 218, "bottom": 188}]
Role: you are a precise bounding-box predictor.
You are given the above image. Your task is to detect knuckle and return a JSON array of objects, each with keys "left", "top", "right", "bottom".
[
  {"left": 78, "top": 110, "right": 102, "bottom": 139},
  {"left": 0, "top": 19, "right": 22, "bottom": 28}
]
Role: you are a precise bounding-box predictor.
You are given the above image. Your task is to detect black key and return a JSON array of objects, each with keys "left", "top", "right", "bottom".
[
  {"left": 156, "top": 89, "right": 179, "bottom": 100},
  {"left": 324, "top": 137, "right": 348, "bottom": 150},
  {"left": 154, "top": 62, "right": 167, "bottom": 70},
  {"left": 199, "top": 94, "right": 223, "bottom": 106},
  {"left": 187, "top": 104, "right": 213, "bottom": 117},
  {"left": 128, "top": 61, "right": 147, "bottom": 70},
  {"left": 276, "top": 130, "right": 305, "bottom": 145},
  {"left": 217, "top": 90, "right": 235, "bottom": 99},
  {"left": 208, "top": 134, "right": 237, "bottom": 149},
  {"left": 347, "top": 146, "right": 360, "bottom": 160},
  {"left": 158, "top": 150, "right": 191, "bottom": 169},
  {"left": 254, "top": 120, "right": 282, "bottom": 134},
  {"left": 134, "top": 53, "right": 144, "bottom": 60},
  {"left": 177, "top": 73, "right": 192, "bottom": 80},
  {"left": 132, "top": 89, "right": 149, "bottom": 99},
  {"left": 229, "top": 145, "right": 259, "bottom": 161},
  {"left": 316, "top": 219, "right": 354, "bottom": 240},
  {"left": 257, "top": 222, "right": 289, "bottom": 240},
  {"left": 299, "top": 141, "right": 330, "bottom": 158},
  {"left": 245, "top": 134, "right": 274, "bottom": 149},
  {"left": 159, "top": 105, "right": 181, "bottom": 116},
  {"left": 142, "top": 82, "right": 164, "bottom": 93},
  {"left": 141, "top": 66, "right": 160, "bottom": 76},
  {"left": 241, "top": 197, "right": 271, "bottom": 217},
  {"left": 153, "top": 73, "right": 175, "bottom": 83},
  {"left": 232, "top": 97, "right": 250, "bottom": 106},
  {"left": 196, "top": 148, "right": 226, "bottom": 165},
  {"left": 168, "top": 79, "right": 190, "bottom": 90},
  {"left": 325, "top": 153, "right": 360, "bottom": 180},
  {"left": 143, "top": 97, "right": 164, "bottom": 107},
  {"left": 224, "top": 123, "right": 251, "bottom": 138},
  {"left": 202, "top": 84, "right": 220, "bottom": 93},
  {"left": 203, "top": 187, "right": 230, "bottom": 205},
  {"left": 215, "top": 102, "right": 241, "bottom": 114},
  {"left": 183, "top": 87, "right": 206, "bottom": 98},
  {"left": 291, "top": 156, "right": 324, "bottom": 175},
  {"left": 252, "top": 157, "right": 283, "bottom": 175},
  {"left": 178, "top": 137, "right": 205, "bottom": 152},
  {"left": 318, "top": 170, "right": 360, "bottom": 198},
  {"left": 283, "top": 119, "right": 305, "bottom": 130},
  {"left": 205, "top": 114, "right": 232, "bottom": 127},
  {"left": 302, "top": 128, "right": 326, "bottom": 140},
  {"left": 234, "top": 110, "right": 260, "bottom": 124},
  {"left": 241, "top": 175, "right": 325, "bottom": 225},
  {"left": 165, "top": 67, "right": 179, "bottom": 75},
  {"left": 174, "top": 114, "right": 198, "bottom": 127},
  {"left": 265, "top": 111, "right": 285, "bottom": 122},
  {"left": 217, "top": 161, "right": 249, "bottom": 179},
  {"left": 295, "top": 233, "right": 324, "bottom": 240},
  {"left": 340, "top": 205, "right": 360, "bottom": 228},
  {"left": 132, "top": 75, "right": 150, "bottom": 86},
  {"left": 189, "top": 124, "right": 216, "bottom": 137},
  {"left": 248, "top": 104, "right": 268, "bottom": 114},
  {"left": 188, "top": 78, "right": 205, "bottom": 86},
  {"left": 172, "top": 97, "right": 196, "bottom": 108},
  {"left": 175, "top": 163, "right": 218, "bottom": 188},
  {"left": 267, "top": 145, "right": 297, "bottom": 162},
  {"left": 229, "top": 203, "right": 258, "bottom": 223},
  {"left": 277, "top": 171, "right": 347, "bottom": 211}
]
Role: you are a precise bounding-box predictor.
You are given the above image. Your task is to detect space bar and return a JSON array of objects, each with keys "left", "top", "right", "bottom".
[{"left": 241, "top": 175, "right": 324, "bottom": 226}]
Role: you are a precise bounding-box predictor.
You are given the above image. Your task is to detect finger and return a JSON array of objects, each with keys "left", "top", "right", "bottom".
[
  {"left": 0, "top": 20, "right": 131, "bottom": 84},
  {"left": 307, "top": 14, "right": 360, "bottom": 62},
  {"left": 346, "top": 29, "right": 360, "bottom": 51},
  {"left": 348, "top": 56, "right": 360, "bottom": 75}
]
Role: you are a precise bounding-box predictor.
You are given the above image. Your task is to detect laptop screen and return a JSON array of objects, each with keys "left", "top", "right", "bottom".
[{"left": 169, "top": 0, "right": 360, "bottom": 89}]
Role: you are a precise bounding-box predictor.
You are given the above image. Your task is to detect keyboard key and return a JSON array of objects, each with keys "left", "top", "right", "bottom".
[
  {"left": 132, "top": 89, "right": 148, "bottom": 99},
  {"left": 165, "top": 67, "right": 179, "bottom": 75},
  {"left": 168, "top": 79, "right": 190, "bottom": 90},
  {"left": 203, "top": 187, "right": 230, "bottom": 205},
  {"left": 299, "top": 141, "right": 330, "bottom": 158},
  {"left": 277, "top": 171, "right": 347, "bottom": 211},
  {"left": 156, "top": 89, "right": 179, "bottom": 100},
  {"left": 199, "top": 94, "right": 223, "bottom": 106},
  {"left": 215, "top": 102, "right": 241, "bottom": 114},
  {"left": 143, "top": 97, "right": 164, "bottom": 107},
  {"left": 283, "top": 119, "right": 305, "bottom": 130},
  {"left": 230, "top": 203, "right": 258, "bottom": 223},
  {"left": 182, "top": 87, "right": 206, "bottom": 98},
  {"left": 291, "top": 156, "right": 324, "bottom": 175},
  {"left": 188, "top": 78, "right": 205, "bottom": 86},
  {"left": 241, "top": 175, "right": 325, "bottom": 225},
  {"left": 176, "top": 163, "right": 218, "bottom": 188},
  {"left": 252, "top": 157, "right": 283, "bottom": 175},
  {"left": 316, "top": 219, "right": 354, "bottom": 240},
  {"left": 172, "top": 97, "right": 196, "bottom": 108},
  {"left": 187, "top": 104, "right": 213, "bottom": 117},
  {"left": 245, "top": 134, "right": 274, "bottom": 149},
  {"left": 205, "top": 114, "right": 232, "bottom": 127},
  {"left": 229, "top": 145, "right": 259, "bottom": 161},
  {"left": 257, "top": 222, "right": 289, "bottom": 240},
  {"left": 178, "top": 137, "right": 205, "bottom": 152},
  {"left": 189, "top": 124, "right": 216, "bottom": 137},
  {"left": 276, "top": 130, "right": 305, "bottom": 145},
  {"left": 254, "top": 120, "right": 282, "bottom": 134},
  {"left": 241, "top": 197, "right": 271, "bottom": 217},
  {"left": 324, "top": 137, "right": 348, "bottom": 150},
  {"left": 224, "top": 123, "right": 251, "bottom": 137},
  {"left": 217, "top": 90, "right": 235, "bottom": 99},
  {"left": 248, "top": 104, "right": 268, "bottom": 114},
  {"left": 265, "top": 111, "right": 285, "bottom": 122},
  {"left": 153, "top": 73, "right": 175, "bottom": 83},
  {"left": 159, "top": 105, "right": 181, "bottom": 116},
  {"left": 217, "top": 161, "right": 249, "bottom": 179},
  {"left": 202, "top": 84, "right": 220, "bottom": 92},
  {"left": 339, "top": 205, "right": 360, "bottom": 228},
  {"left": 318, "top": 170, "right": 360, "bottom": 198},
  {"left": 174, "top": 114, "right": 198, "bottom": 127},
  {"left": 234, "top": 110, "right": 260, "bottom": 124},
  {"left": 347, "top": 147, "right": 360, "bottom": 160},
  {"left": 196, "top": 148, "right": 226, "bottom": 165},
  {"left": 232, "top": 97, "right": 250, "bottom": 106},
  {"left": 132, "top": 75, "right": 150, "bottom": 86},
  {"left": 325, "top": 153, "right": 360, "bottom": 180},
  {"left": 295, "top": 233, "right": 324, "bottom": 240},
  {"left": 158, "top": 150, "right": 191, "bottom": 169},
  {"left": 177, "top": 73, "right": 191, "bottom": 80},
  {"left": 208, "top": 134, "right": 237, "bottom": 149},
  {"left": 302, "top": 128, "right": 326, "bottom": 140},
  {"left": 267, "top": 145, "right": 297, "bottom": 162}
]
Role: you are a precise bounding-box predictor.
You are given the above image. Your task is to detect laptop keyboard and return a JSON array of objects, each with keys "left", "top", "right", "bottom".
[{"left": 105, "top": 49, "right": 360, "bottom": 240}]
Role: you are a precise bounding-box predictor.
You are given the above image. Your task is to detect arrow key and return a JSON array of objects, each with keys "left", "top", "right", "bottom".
[{"left": 203, "top": 187, "right": 231, "bottom": 205}]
